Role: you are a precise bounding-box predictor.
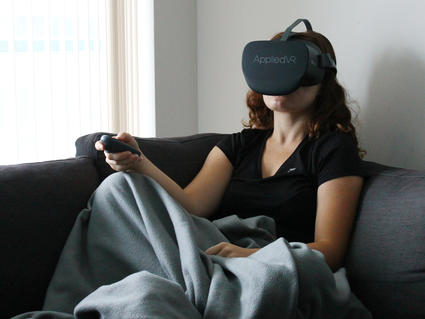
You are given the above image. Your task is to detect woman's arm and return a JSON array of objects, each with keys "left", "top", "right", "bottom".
[
  {"left": 307, "top": 175, "right": 364, "bottom": 272},
  {"left": 96, "top": 136, "right": 197, "bottom": 216},
  {"left": 205, "top": 175, "right": 364, "bottom": 265}
]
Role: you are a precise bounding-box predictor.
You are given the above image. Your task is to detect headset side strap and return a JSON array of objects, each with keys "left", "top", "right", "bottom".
[{"left": 319, "top": 53, "right": 337, "bottom": 71}]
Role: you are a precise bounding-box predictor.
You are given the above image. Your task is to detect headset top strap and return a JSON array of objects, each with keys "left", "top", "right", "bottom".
[{"left": 280, "top": 19, "right": 313, "bottom": 41}]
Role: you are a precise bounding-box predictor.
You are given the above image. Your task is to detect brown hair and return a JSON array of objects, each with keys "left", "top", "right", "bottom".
[{"left": 241, "top": 30, "right": 367, "bottom": 159}]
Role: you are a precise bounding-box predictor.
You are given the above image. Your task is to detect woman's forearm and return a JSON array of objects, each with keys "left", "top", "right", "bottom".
[
  {"left": 134, "top": 156, "right": 198, "bottom": 217},
  {"left": 307, "top": 241, "right": 342, "bottom": 272}
]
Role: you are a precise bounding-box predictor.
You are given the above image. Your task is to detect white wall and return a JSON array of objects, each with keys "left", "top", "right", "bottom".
[
  {"left": 153, "top": 0, "right": 198, "bottom": 138},
  {"left": 196, "top": 0, "right": 425, "bottom": 170}
]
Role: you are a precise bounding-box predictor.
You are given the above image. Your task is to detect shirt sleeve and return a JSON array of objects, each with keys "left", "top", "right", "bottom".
[
  {"left": 315, "top": 131, "right": 365, "bottom": 187},
  {"left": 215, "top": 129, "right": 247, "bottom": 167}
]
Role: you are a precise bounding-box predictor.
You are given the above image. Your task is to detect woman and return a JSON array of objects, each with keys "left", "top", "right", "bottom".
[
  {"left": 11, "top": 28, "right": 372, "bottom": 319},
  {"left": 95, "top": 30, "right": 366, "bottom": 273}
]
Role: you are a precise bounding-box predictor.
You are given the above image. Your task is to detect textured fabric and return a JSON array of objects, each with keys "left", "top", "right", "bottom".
[
  {"left": 11, "top": 172, "right": 371, "bottom": 319},
  {"left": 214, "top": 128, "right": 366, "bottom": 243},
  {"left": 345, "top": 168, "right": 425, "bottom": 319}
]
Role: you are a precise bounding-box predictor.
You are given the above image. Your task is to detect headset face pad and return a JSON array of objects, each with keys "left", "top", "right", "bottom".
[{"left": 241, "top": 19, "right": 336, "bottom": 96}]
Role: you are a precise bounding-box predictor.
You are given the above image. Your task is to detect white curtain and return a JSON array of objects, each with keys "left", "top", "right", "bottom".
[{"left": 0, "top": 0, "right": 155, "bottom": 165}]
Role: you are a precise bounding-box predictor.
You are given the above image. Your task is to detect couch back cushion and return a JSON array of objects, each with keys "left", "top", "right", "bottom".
[
  {"left": 345, "top": 165, "right": 425, "bottom": 319},
  {"left": 75, "top": 132, "right": 228, "bottom": 188},
  {"left": 0, "top": 157, "right": 99, "bottom": 318}
]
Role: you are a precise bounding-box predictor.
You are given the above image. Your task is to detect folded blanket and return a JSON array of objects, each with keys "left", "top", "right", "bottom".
[{"left": 11, "top": 172, "right": 372, "bottom": 319}]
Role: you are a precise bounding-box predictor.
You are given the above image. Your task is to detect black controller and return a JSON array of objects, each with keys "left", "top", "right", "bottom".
[{"left": 100, "top": 135, "right": 141, "bottom": 156}]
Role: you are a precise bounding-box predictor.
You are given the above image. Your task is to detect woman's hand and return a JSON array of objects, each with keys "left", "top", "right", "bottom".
[
  {"left": 205, "top": 242, "right": 260, "bottom": 258},
  {"left": 95, "top": 132, "right": 145, "bottom": 173}
]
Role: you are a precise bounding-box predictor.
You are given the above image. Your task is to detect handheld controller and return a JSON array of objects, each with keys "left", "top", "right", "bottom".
[{"left": 100, "top": 135, "right": 141, "bottom": 156}]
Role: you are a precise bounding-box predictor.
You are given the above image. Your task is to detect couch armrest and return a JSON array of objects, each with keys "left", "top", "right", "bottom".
[{"left": 0, "top": 157, "right": 100, "bottom": 317}]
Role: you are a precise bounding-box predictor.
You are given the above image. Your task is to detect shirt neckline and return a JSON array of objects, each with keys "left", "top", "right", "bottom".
[{"left": 257, "top": 128, "right": 309, "bottom": 180}]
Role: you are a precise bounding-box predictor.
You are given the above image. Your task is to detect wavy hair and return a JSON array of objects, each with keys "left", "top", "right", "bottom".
[{"left": 241, "top": 30, "right": 367, "bottom": 159}]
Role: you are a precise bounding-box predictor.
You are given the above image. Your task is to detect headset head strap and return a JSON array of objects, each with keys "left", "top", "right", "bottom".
[{"left": 280, "top": 19, "right": 313, "bottom": 41}]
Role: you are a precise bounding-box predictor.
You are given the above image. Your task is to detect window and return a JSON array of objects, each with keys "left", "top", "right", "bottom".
[{"left": 0, "top": 0, "right": 155, "bottom": 165}]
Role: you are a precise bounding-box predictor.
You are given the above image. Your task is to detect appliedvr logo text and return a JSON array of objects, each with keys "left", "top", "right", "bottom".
[{"left": 253, "top": 55, "right": 296, "bottom": 64}]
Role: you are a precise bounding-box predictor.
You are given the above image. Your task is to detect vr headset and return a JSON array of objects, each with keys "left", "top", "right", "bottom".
[{"left": 241, "top": 19, "right": 337, "bottom": 95}]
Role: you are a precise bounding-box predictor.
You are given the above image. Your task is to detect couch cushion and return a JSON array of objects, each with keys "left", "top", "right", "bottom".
[
  {"left": 345, "top": 164, "right": 425, "bottom": 319},
  {"left": 0, "top": 157, "right": 100, "bottom": 318},
  {"left": 75, "top": 132, "right": 228, "bottom": 188}
]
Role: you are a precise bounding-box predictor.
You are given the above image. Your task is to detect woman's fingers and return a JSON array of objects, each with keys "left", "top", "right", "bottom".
[
  {"left": 105, "top": 151, "right": 132, "bottom": 161},
  {"left": 95, "top": 132, "right": 143, "bottom": 172},
  {"left": 106, "top": 153, "right": 138, "bottom": 165},
  {"left": 205, "top": 242, "right": 225, "bottom": 255},
  {"left": 114, "top": 132, "right": 133, "bottom": 145},
  {"left": 95, "top": 132, "right": 142, "bottom": 155},
  {"left": 106, "top": 157, "right": 134, "bottom": 167},
  {"left": 105, "top": 151, "right": 140, "bottom": 172},
  {"left": 114, "top": 132, "right": 141, "bottom": 153},
  {"left": 95, "top": 141, "right": 104, "bottom": 151}
]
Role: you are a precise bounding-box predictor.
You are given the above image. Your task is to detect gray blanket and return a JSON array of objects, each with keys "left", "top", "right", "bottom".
[{"left": 11, "top": 172, "right": 372, "bottom": 319}]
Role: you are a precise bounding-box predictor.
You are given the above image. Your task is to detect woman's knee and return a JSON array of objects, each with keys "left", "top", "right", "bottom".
[
  {"left": 90, "top": 172, "right": 156, "bottom": 220},
  {"left": 97, "top": 172, "right": 152, "bottom": 195},
  {"left": 104, "top": 171, "right": 151, "bottom": 184}
]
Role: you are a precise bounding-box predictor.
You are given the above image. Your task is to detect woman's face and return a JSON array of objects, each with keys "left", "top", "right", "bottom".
[{"left": 262, "top": 84, "right": 321, "bottom": 115}]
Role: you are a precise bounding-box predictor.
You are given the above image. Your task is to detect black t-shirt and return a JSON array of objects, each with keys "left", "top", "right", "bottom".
[{"left": 214, "top": 128, "right": 366, "bottom": 243}]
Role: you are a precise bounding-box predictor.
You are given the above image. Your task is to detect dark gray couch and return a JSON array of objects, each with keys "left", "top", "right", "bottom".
[{"left": 1, "top": 131, "right": 424, "bottom": 319}]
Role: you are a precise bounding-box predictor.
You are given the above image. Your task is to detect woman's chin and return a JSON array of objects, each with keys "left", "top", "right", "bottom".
[
  {"left": 272, "top": 100, "right": 291, "bottom": 109},
  {"left": 271, "top": 96, "right": 288, "bottom": 105}
]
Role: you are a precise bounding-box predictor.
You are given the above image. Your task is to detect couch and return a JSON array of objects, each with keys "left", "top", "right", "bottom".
[{"left": 1, "top": 131, "right": 424, "bottom": 319}]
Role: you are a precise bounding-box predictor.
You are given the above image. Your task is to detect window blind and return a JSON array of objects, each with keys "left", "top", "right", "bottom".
[{"left": 0, "top": 0, "right": 155, "bottom": 165}]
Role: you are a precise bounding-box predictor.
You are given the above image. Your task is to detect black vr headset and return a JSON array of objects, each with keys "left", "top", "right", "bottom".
[{"left": 241, "top": 19, "right": 337, "bottom": 96}]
